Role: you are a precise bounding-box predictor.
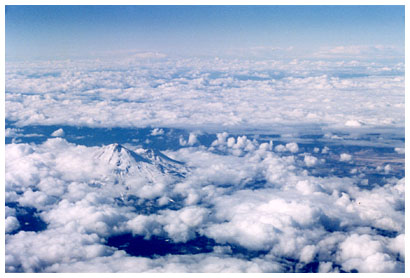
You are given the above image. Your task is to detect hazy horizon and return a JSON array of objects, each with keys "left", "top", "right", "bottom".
[{"left": 5, "top": 5, "right": 405, "bottom": 61}]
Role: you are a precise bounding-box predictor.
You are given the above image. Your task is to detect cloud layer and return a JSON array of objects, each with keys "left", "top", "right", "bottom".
[
  {"left": 5, "top": 56, "right": 404, "bottom": 132},
  {"left": 5, "top": 134, "right": 404, "bottom": 272},
  {"left": 5, "top": 54, "right": 404, "bottom": 272}
]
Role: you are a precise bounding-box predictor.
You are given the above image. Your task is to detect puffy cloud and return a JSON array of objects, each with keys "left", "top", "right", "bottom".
[
  {"left": 5, "top": 217, "right": 20, "bottom": 234},
  {"left": 303, "top": 155, "right": 318, "bottom": 167},
  {"left": 345, "top": 120, "right": 363, "bottom": 127},
  {"left": 299, "top": 245, "right": 317, "bottom": 263},
  {"left": 394, "top": 147, "right": 404, "bottom": 154},
  {"left": 151, "top": 128, "right": 164, "bottom": 136},
  {"left": 5, "top": 136, "right": 404, "bottom": 272},
  {"left": 51, "top": 128, "right": 65, "bottom": 137},
  {"left": 285, "top": 142, "right": 299, "bottom": 153},
  {"left": 274, "top": 144, "right": 286, "bottom": 152},
  {"left": 340, "top": 153, "right": 352, "bottom": 162},
  {"left": 4, "top": 55, "right": 404, "bottom": 273},
  {"left": 321, "top": 146, "right": 329, "bottom": 154},
  {"left": 388, "top": 234, "right": 405, "bottom": 261},
  {"left": 179, "top": 132, "right": 200, "bottom": 146},
  {"left": 5, "top": 229, "right": 112, "bottom": 272},
  {"left": 5, "top": 57, "right": 404, "bottom": 131},
  {"left": 187, "top": 132, "right": 199, "bottom": 146},
  {"left": 336, "top": 234, "right": 400, "bottom": 272},
  {"left": 43, "top": 251, "right": 283, "bottom": 272},
  {"left": 274, "top": 142, "right": 299, "bottom": 153},
  {"left": 318, "top": 261, "right": 334, "bottom": 273}
]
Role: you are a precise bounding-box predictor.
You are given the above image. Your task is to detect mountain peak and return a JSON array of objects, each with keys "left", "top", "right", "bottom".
[
  {"left": 95, "top": 143, "right": 186, "bottom": 177},
  {"left": 95, "top": 143, "right": 150, "bottom": 171}
]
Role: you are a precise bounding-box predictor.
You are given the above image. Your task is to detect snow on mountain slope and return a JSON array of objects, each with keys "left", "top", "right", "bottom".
[
  {"left": 95, "top": 143, "right": 151, "bottom": 170},
  {"left": 95, "top": 143, "right": 187, "bottom": 176},
  {"left": 94, "top": 143, "right": 187, "bottom": 200}
]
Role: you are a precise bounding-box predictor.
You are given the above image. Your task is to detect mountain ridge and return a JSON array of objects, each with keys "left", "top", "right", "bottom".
[{"left": 95, "top": 143, "right": 187, "bottom": 177}]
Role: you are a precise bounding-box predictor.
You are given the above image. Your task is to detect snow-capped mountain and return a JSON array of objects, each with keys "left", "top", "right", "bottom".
[
  {"left": 135, "top": 148, "right": 188, "bottom": 177},
  {"left": 94, "top": 143, "right": 187, "bottom": 186},
  {"left": 95, "top": 143, "right": 151, "bottom": 173}
]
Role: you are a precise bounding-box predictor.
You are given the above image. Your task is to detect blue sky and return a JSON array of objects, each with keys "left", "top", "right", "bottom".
[{"left": 5, "top": 5, "right": 405, "bottom": 60}]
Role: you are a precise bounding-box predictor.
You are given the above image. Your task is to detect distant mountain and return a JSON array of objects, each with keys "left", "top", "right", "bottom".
[
  {"left": 93, "top": 143, "right": 186, "bottom": 209},
  {"left": 94, "top": 143, "right": 187, "bottom": 182},
  {"left": 137, "top": 148, "right": 188, "bottom": 177}
]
